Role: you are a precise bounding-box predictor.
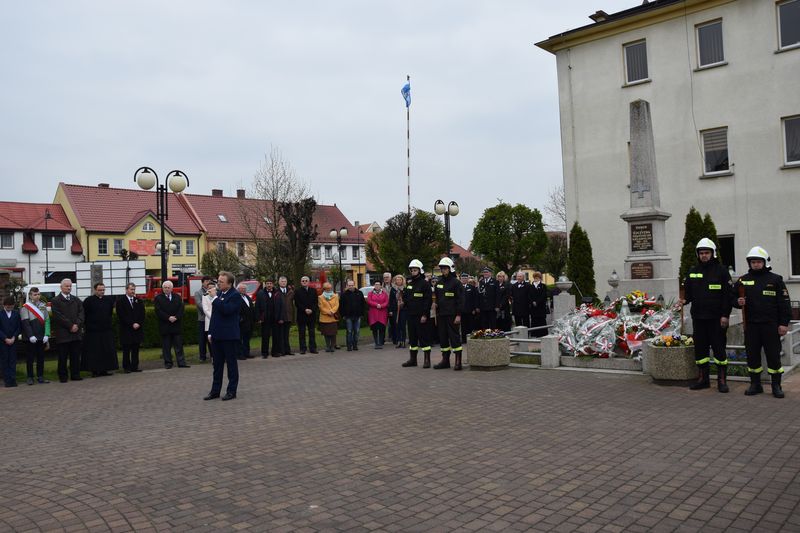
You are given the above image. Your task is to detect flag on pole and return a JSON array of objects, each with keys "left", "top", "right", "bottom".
[{"left": 401, "top": 78, "right": 411, "bottom": 108}]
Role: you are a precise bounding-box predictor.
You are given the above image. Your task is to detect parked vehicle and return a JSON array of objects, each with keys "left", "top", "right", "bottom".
[{"left": 21, "top": 283, "right": 77, "bottom": 306}]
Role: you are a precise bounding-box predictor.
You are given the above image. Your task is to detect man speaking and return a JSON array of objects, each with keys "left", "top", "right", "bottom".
[{"left": 204, "top": 272, "right": 242, "bottom": 401}]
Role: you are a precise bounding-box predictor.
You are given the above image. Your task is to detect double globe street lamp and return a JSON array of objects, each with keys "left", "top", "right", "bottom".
[
  {"left": 434, "top": 200, "right": 459, "bottom": 258},
  {"left": 329, "top": 226, "right": 348, "bottom": 291},
  {"left": 134, "top": 167, "right": 189, "bottom": 281}
]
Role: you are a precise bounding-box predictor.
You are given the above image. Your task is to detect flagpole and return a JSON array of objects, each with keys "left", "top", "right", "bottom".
[{"left": 406, "top": 74, "right": 411, "bottom": 217}]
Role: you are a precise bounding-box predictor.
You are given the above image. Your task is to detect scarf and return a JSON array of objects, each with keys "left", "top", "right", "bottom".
[{"left": 323, "top": 291, "right": 334, "bottom": 300}]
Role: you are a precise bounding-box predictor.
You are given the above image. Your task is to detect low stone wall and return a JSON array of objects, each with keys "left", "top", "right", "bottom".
[
  {"left": 559, "top": 356, "right": 642, "bottom": 371},
  {"left": 467, "top": 338, "right": 510, "bottom": 370}
]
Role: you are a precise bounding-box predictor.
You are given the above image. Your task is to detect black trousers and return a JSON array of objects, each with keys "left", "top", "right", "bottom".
[
  {"left": 197, "top": 321, "right": 210, "bottom": 361},
  {"left": 531, "top": 316, "right": 548, "bottom": 338},
  {"left": 240, "top": 331, "right": 252, "bottom": 358},
  {"left": 57, "top": 341, "right": 81, "bottom": 380},
  {"left": 161, "top": 333, "right": 186, "bottom": 366},
  {"left": 26, "top": 341, "right": 45, "bottom": 378},
  {"left": 279, "top": 322, "right": 292, "bottom": 354},
  {"left": 480, "top": 310, "right": 496, "bottom": 330},
  {"left": 122, "top": 343, "right": 140, "bottom": 371},
  {"left": 514, "top": 314, "right": 531, "bottom": 329},
  {"left": 407, "top": 315, "right": 429, "bottom": 352},
  {"left": 461, "top": 313, "right": 474, "bottom": 343},
  {"left": 261, "top": 321, "right": 275, "bottom": 355},
  {"left": 437, "top": 315, "right": 462, "bottom": 352},
  {"left": 692, "top": 318, "right": 727, "bottom": 365},
  {"left": 297, "top": 315, "right": 317, "bottom": 351},
  {"left": 211, "top": 339, "right": 239, "bottom": 395},
  {"left": 745, "top": 322, "right": 783, "bottom": 373}
]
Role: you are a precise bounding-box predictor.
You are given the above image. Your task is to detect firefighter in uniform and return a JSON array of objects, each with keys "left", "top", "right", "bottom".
[
  {"left": 681, "top": 238, "right": 733, "bottom": 392},
  {"left": 401, "top": 259, "right": 433, "bottom": 368},
  {"left": 733, "top": 246, "right": 791, "bottom": 398},
  {"left": 433, "top": 258, "right": 465, "bottom": 370},
  {"left": 460, "top": 272, "right": 479, "bottom": 343},
  {"left": 478, "top": 267, "right": 499, "bottom": 329}
]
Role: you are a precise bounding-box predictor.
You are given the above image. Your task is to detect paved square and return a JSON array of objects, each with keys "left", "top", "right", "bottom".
[{"left": 2, "top": 348, "right": 800, "bottom": 532}]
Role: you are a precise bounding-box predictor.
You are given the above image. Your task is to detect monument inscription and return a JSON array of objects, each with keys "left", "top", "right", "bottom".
[
  {"left": 631, "top": 262, "right": 654, "bottom": 280},
  {"left": 631, "top": 223, "right": 653, "bottom": 252}
]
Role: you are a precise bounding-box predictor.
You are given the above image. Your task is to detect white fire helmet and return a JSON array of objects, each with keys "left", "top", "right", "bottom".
[{"left": 695, "top": 238, "right": 717, "bottom": 258}]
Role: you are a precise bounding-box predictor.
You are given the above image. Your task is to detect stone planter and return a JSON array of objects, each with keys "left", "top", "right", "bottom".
[
  {"left": 641, "top": 342, "right": 697, "bottom": 382},
  {"left": 467, "top": 337, "right": 510, "bottom": 370}
]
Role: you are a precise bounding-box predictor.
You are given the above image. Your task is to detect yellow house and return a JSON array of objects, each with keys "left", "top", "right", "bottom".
[{"left": 55, "top": 183, "right": 206, "bottom": 277}]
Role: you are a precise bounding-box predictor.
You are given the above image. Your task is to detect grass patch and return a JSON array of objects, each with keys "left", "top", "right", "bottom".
[{"left": 511, "top": 354, "right": 541, "bottom": 365}]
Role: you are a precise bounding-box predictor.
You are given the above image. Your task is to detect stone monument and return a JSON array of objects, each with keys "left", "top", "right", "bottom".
[{"left": 617, "top": 99, "right": 679, "bottom": 304}]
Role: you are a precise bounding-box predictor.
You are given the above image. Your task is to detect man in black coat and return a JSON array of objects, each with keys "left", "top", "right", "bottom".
[
  {"left": 294, "top": 276, "right": 319, "bottom": 354},
  {"left": 82, "top": 283, "right": 118, "bottom": 377},
  {"left": 511, "top": 272, "right": 532, "bottom": 330},
  {"left": 256, "top": 279, "right": 283, "bottom": 357},
  {"left": 460, "top": 273, "right": 479, "bottom": 343},
  {"left": 529, "top": 271, "right": 549, "bottom": 338},
  {"left": 116, "top": 282, "right": 145, "bottom": 372},
  {"left": 153, "top": 281, "right": 189, "bottom": 369},
  {"left": 237, "top": 282, "right": 256, "bottom": 360},
  {"left": 478, "top": 267, "right": 499, "bottom": 330},
  {"left": 50, "top": 278, "right": 84, "bottom": 382}
]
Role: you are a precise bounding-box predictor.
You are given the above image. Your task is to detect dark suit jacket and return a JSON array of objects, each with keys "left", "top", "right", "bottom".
[
  {"left": 0, "top": 309, "right": 21, "bottom": 340},
  {"left": 239, "top": 293, "right": 256, "bottom": 334},
  {"left": 116, "top": 295, "right": 145, "bottom": 345},
  {"left": 256, "top": 289, "right": 282, "bottom": 325},
  {"left": 51, "top": 293, "right": 84, "bottom": 344},
  {"left": 478, "top": 277, "right": 499, "bottom": 311},
  {"left": 511, "top": 282, "right": 532, "bottom": 317},
  {"left": 530, "top": 283, "right": 549, "bottom": 318},
  {"left": 293, "top": 286, "right": 319, "bottom": 322},
  {"left": 154, "top": 293, "right": 184, "bottom": 335},
  {"left": 277, "top": 287, "right": 294, "bottom": 322},
  {"left": 209, "top": 289, "right": 241, "bottom": 341}
]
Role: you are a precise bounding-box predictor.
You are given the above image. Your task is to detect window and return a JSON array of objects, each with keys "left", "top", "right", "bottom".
[
  {"left": 312, "top": 246, "right": 321, "bottom": 260},
  {"left": 340, "top": 247, "right": 347, "bottom": 260},
  {"left": 351, "top": 245, "right": 359, "bottom": 260},
  {"left": 186, "top": 240, "right": 195, "bottom": 256},
  {"left": 325, "top": 246, "right": 333, "bottom": 260},
  {"left": 173, "top": 240, "right": 182, "bottom": 255},
  {"left": 142, "top": 222, "right": 155, "bottom": 232},
  {"left": 237, "top": 242, "right": 246, "bottom": 258},
  {"left": 718, "top": 235, "right": 735, "bottom": 272},
  {"left": 778, "top": 0, "right": 800, "bottom": 50},
  {"left": 623, "top": 40, "right": 649, "bottom": 84},
  {"left": 263, "top": 216, "right": 272, "bottom": 224},
  {"left": 0, "top": 233, "right": 12, "bottom": 249},
  {"left": 217, "top": 242, "right": 227, "bottom": 253},
  {"left": 217, "top": 214, "right": 228, "bottom": 222},
  {"left": 784, "top": 115, "right": 800, "bottom": 165},
  {"left": 697, "top": 20, "right": 724, "bottom": 67},
  {"left": 790, "top": 232, "right": 800, "bottom": 276},
  {"left": 43, "top": 235, "right": 65, "bottom": 250},
  {"left": 702, "top": 127, "right": 730, "bottom": 174},
  {"left": 113, "top": 239, "right": 124, "bottom": 256},
  {"left": 98, "top": 238, "right": 109, "bottom": 255}
]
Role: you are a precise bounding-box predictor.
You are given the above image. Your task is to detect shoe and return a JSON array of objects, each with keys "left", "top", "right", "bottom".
[
  {"left": 285, "top": 352, "right": 294, "bottom": 356},
  {"left": 132, "top": 369, "right": 142, "bottom": 373},
  {"left": 717, "top": 365, "right": 729, "bottom": 393},
  {"left": 71, "top": 376, "right": 83, "bottom": 381},
  {"left": 272, "top": 353, "right": 282, "bottom": 358},
  {"left": 178, "top": 364, "right": 191, "bottom": 368},
  {"left": 38, "top": 377, "right": 49, "bottom": 383},
  {"left": 454, "top": 353, "right": 463, "bottom": 371},
  {"left": 423, "top": 352, "right": 431, "bottom": 369},
  {"left": 59, "top": 378, "right": 68, "bottom": 383},
  {"left": 376, "top": 345, "right": 383, "bottom": 350},
  {"left": 433, "top": 354, "right": 451, "bottom": 369},
  {"left": 300, "top": 350, "right": 306, "bottom": 355},
  {"left": 6, "top": 381, "right": 18, "bottom": 387},
  {"left": 310, "top": 349, "right": 318, "bottom": 354},
  {"left": 771, "top": 373, "right": 785, "bottom": 399},
  {"left": 165, "top": 363, "right": 174, "bottom": 369},
  {"left": 221, "top": 392, "right": 236, "bottom": 401},
  {"left": 402, "top": 353, "right": 418, "bottom": 367},
  {"left": 347, "top": 347, "right": 352, "bottom": 352},
  {"left": 124, "top": 369, "right": 131, "bottom": 374},
  {"left": 261, "top": 355, "right": 268, "bottom": 359},
  {"left": 203, "top": 393, "right": 220, "bottom": 401},
  {"left": 27, "top": 378, "right": 34, "bottom": 385},
  {"left": 353, "top": 345, "right": 359, "bottom": 351},
  {"left": 199, "top": 357, "right": 208, "bottom": 363},
  {"left": 689, "top": 365, "right": 710, "bottom": 390},
  {"left": 745, "top": 373, "right": 764, "bottom": 396}
]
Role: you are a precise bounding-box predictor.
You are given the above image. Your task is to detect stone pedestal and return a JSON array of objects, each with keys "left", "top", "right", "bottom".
[
  {"left": 552, "top": 292, "right": 575, "bottom": 321},
  {"left": 539, "top": 336, "right": 561, "bottom": 368},
  {"left": 467, "top": 338, "right": 510, "bottom": 370},
  {"left": 641, "top": 343, "right": 697, "bottom": 382}
]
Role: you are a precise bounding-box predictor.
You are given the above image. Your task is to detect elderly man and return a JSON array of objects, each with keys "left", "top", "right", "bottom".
[
  {"left": 276, "top": 276, "right": 295, "bottom": 355},
  {"left": 205, "top": 271, "right": 242, "bottom": 401},
  {"left": 50, "top": 279, "right": 84, "bottom": 382},
  {"left": 154, "top": 281, "right": 189, "bottom": 369},
  {"left": 237, "top": 282, "right": 256, "bottom": 360},
  {"left": 294, "top": 276, "right": 319, "bottom": 354}
]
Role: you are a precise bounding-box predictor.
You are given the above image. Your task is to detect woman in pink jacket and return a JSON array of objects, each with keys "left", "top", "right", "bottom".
[{"left": 367, "top": 281, "right": 389, "bottom": 349}]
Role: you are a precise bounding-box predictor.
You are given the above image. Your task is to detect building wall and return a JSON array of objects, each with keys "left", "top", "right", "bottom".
[
  {"left": 0, "top": 231, "right": 75, "bottom": 283},
  {"left": 554, "top": 0, "right": 800, "bottom": 296}
]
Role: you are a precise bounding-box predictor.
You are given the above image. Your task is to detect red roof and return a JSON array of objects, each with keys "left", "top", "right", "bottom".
[
  {"left": 59, "top": 183, "right": 203, "bottom": 235},
  {"left": 450, "top": 242, "right": 478, "bottom": 260},
  {"left": 0, "top": 202, "right": 74, "bottom": 232}
]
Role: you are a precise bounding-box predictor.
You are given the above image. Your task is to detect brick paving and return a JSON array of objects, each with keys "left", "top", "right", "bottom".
[{"left": 2, "top": 346, "right": 800, "bottom": 532}]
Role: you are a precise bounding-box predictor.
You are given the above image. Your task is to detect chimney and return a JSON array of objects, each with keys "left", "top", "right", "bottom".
[
  {"left": 236, "top": 189, "right": 246, "bottom": 199},
  {"left": 98, "top": 183, "right": 110, "bottom": 188},
  {"left": 589, "top": 10, "right": 609, "bottom": 22},
  {"left": 211, "top": 189, "right": 223, "bottom": 197}
]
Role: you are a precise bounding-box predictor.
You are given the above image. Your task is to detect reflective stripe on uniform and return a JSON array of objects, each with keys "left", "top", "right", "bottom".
[
  {"left": 689, "top": 273, "right": 703, "bottom": 278},
  {"left": 708, "top": 284, "right": 721, "bottom": 290},
  {"left": 748, "top": 366, "right": 763, "bottom": 374},
  {"left": 452, "top": 346, "right": 463, "bottom": 352},
  {"left": 712, "top": 357, "right": 728, "bottom": 366},
  {"left": 444, "top": 292, "right": 455, "bottom": 297},
  {"left": 421, "top": 346, "right": 431, "bottom": 351},
  {"left": 695, "top": 357, "right": 710, "bottom": 365},
  {"left": 768, "top": 367, "right": 785, "bottom": 374},
  {"left": 742, "top": 280, "right": 755, "bottom": 285},
  {"left": 413, "top": 293, "right": 423, "bottom": 297},
  {"left": 763, "top": 290, "right": 776, "bottom": 296},
  {"left": 409, "top": 346, "right": 419, "bottom": 351}
]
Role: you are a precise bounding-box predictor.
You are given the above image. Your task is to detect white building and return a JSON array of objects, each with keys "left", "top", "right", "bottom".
[
  {"left": 0, "top": 202, "right": 83, "bottom": 285},
  {"left": 537, "top": 0, "right": 800, "bottom": 296}
]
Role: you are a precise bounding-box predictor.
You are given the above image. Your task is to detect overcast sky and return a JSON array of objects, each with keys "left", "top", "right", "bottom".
[{"left": 1, "top": 0, "right": 636, "bottom": 247}]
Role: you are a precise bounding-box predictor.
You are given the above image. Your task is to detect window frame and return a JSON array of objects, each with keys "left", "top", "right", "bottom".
[
  {"left": 324, "top": 246, "right": 333, "bottom": 260},
  {"left": 696, "top": 19, "right": 725, "bottom": 68},
  {"left": 113, "top": 238, "right": 124, "bottom": 256},
  {"left": 98, "top": 238, "right": 109, "bottom": 256},
  {"left": 0, "top": 233, "right": 13, "bottom": 249},
  {"left": 623, "top": 39, "right": 650, "bottom": 85},
  {"left": 717, "top": 234, "right": 736, "bottom": 272},
  {"left": 43, "top": 234, "right": 65, "bottom": 250},
  {"left": 217, "top": 241, "right": 227, "bottom": 253},
  {"left": 186, "top": 240, "right": 195, "bottom": 256},
  {"left": 173, "top": 240, "right": 182, "bottom": 256},
  {"left": 236, "top": 242, "right": 246, "bottom": 258},
  {"left": 783, "top": 115, "right": 800, "bottom": 166},
  {"left": 777, "top": 0, "right": 800, "bottom": 51},
  {"left": 351, "top": 245, "right": 359, "bottom": 260},
  {"left": 217, "top": 214, "right": 228, "bottom": 223},
  {"left": 142, "top": 222, "right": 155, "bottom": 232},
  {"left": 789, "top": 231, "right": 800, "bottom": 278},
  {"left": 312, "top": 246, "right": 321, "bottom": 260},
  {"left": 700, "top": 127, "right": 731, "bottom": 176}
]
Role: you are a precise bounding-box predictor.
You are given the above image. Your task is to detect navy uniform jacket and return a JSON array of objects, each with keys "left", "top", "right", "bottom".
[
  {"left": 683, "top": 259, "right": 732, "bottom": 320},
  {"left": 461, "top": 283, "right": 479, "bottom": 315},
  {"left": 209, "top": 288, "right": 242, "bottom": 341},
  {"left": 733, "top": 269, "right": 791, "bottom": 325},
  {"left": 0, "top": 309, "right": 21, "bottom": 340},
  {"left": 478, "top": 277, "right": 499, "bottom": 311},
  {"left": 434, "top": 274, "right": 465, "bottom": 317}
]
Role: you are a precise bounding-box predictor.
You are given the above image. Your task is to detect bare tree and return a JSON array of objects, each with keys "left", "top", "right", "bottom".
[{"left": 542, "top": 184, "right": 567, "bottom": 231}]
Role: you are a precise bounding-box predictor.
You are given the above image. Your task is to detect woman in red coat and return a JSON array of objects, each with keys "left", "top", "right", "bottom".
[{"left": 367, "top": 281, "right": 389, "bottom": 349}]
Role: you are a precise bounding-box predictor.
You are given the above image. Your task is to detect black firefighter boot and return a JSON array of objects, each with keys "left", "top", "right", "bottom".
[
  {"left": 771, "top": 373, "right": 785, "bottom": 398},
  {"left": 422, "top": 350, "right": 431, "bottom": 369},
  {"left": 453, "top": 352, "right": 463, "bottom": 371},
  {"left": 717, "top": 365, "right": 729, "bottom": 393},
  {"left": 689, "top": 364, "right": 710, "bottom": 390},
  {"left": 402, "top": 350, "right": 418, "bottom": 367},
  {"left": 745, "top": 372, "right": 764, "bottom": 396},
  {"left": 433, "top": 351, "right": 451, "bottom": 369}
]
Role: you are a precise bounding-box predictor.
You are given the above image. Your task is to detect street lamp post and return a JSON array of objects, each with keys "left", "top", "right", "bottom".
[
  {"left": 354, "top": 220, "right": 360, "bottom": 287},
  {"left": 434, "top": 200, "right": 459, "bottom": 258},
  {"left": 329, "top": 226, "right": 348, "bottom": 292},
  {"left": 43, "top": 208, "right": 52, "bottom": 283},
  {"left": 134, "top": 167, "right": 189, "bottom": 281}
]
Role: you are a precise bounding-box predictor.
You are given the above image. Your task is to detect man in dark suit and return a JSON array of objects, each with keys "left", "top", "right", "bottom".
[
  {"left": 478, "top": 267, "right": 499, "bottom": 329},
  {"left": 1, "top": 296, "right": 22, "bottom": 387},
  {"left": 50, "top": 278, "right": 84, "bottom": 382},
  {"left": 511, "top": 272, "right": 532, "bottom": 330},
  {"left": 530, "top": 271, "right": 549, "bottom": 338},
  {"left": 205, "top": 271, "right": 242, "bottom": 401},
  {"left": 257, "top": 279, "right": 282, "bottom": 357},
  {"left": 116, "top": 282, "right": 145, "bottom": 372},
  {"left": 153, "top": 281, "right": 189, "bottom": 369},
  {"left": 276, "top": 276, "right": 295, "bottom": 355},
  {"left": 294, "top": 275, "right": 319, "bottom": 354},
  {"left": 460, "top": 273, "right": 479, "bottom": 343},
  {"left": 237, "top": 282, "right": 256, "bottom": 360}
]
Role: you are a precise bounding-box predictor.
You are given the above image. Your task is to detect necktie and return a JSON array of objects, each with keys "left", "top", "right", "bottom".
[{"left": 130, "top": 297, "right": 134, "bottom": 307}]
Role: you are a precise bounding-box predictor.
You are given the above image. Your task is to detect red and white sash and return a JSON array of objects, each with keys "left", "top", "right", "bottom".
[{"left": 23, "top": 302, "right": 46, "bottom": 325}]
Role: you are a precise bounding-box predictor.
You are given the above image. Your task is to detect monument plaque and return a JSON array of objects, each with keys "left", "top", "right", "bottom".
[
  {"left": 631, "top": 223, "right": 653, "bottom": 252},
  {"left": 631, "top": 262, "right": 654, "bottom": 280}
]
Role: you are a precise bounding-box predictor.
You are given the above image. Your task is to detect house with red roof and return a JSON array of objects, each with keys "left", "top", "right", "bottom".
[{"left": 0, "top": 202, "right": 81, "bottom": 284}]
